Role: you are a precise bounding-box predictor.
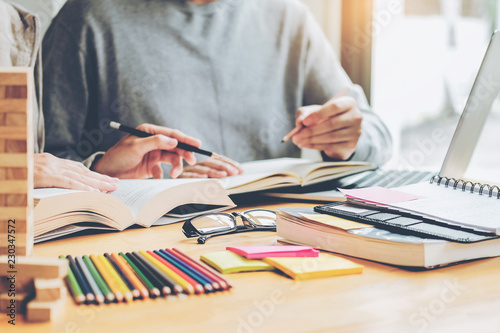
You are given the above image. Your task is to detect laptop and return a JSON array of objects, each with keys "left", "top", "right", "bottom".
[{"left": 265, "top": 30, "right": 500, "bottom": 202}]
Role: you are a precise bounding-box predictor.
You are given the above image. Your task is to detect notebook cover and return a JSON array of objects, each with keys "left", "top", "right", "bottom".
[
  {"left": 226, "top": 246, "right": 319, "bottom": 259},
  {"left": 263, "top": 253, "right": 363, "bottom": 280},
  {"left": 200, "top": 251, "right": 275, "bottom": 274}
]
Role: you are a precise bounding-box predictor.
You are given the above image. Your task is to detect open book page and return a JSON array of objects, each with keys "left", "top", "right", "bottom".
[
  {"left": 391, "top": 182, "right": 500, "bottom": 233},
  {"left": 220, "top": 158, "right": 373, "bottom": 194}
]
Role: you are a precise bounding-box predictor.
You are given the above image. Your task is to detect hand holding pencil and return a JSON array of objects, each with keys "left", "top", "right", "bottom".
[
  {"left": 283, "top": 87, "right": 363, "bottom": 161},
  {"left": 92, "top": 123, "right": 202, "bottom": 179}
]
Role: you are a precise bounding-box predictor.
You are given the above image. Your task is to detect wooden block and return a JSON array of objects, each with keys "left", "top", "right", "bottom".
[
  {"left": 0, "top": 246, "right": 27, "bottom": 256},
  {"left": 0, "top": 276, "right": 34, "bottom": 294},
  {"left": 4, "top": 167, "right": 28, "bottom": 180},
  {"left": 34, "top": 279, "right": 65, "bottom": 302},
  {"left": 0, "top": 292, "right": 33, "bottom": 315},
  {"left": 26, "top": 292, "right": 66, "bottom": 322},
  {"left": 0, "top": 71, "right": 28, "bottom": 86},
  {"left": 6, "top": 140, "right": 27, "bottom": 153},
  {"left": 0, "top": 154, "right": 28, "bottom": 167},
  {"left": 0, "top": 127, "right": 27, "bottom": 139},
  {"left": 0, "top": 257, "right": 68, "bottom": 279},
  {"left": 0, "top": 207, "right": 27, "bottom": 220},
  {"left": 0, "top": 181, "right": 28, "bottom": 194}
]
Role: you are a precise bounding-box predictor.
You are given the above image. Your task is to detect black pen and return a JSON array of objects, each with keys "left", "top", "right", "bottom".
[{"left": 110, "top": 121, "right": 218, "bottom": 158}]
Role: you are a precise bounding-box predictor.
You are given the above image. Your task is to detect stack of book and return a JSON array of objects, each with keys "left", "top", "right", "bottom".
[{"left": 276, "top": 207, "right": 500, "bottom": 269}]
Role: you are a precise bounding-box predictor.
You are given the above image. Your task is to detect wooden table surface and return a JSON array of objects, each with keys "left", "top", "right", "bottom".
[{"left": 3, "top": 202, "right": 500, "bottom": 333}]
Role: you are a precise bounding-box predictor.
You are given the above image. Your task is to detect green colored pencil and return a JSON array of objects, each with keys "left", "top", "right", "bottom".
[
  {"left": 119, "top": 252, "right": 160, "bottom": 297},
  {"left": 82, "top": 255, "right": 115, "bottom": 302},
  {"left": 59, "top": 255, "right": 85, "bottom": 304}
]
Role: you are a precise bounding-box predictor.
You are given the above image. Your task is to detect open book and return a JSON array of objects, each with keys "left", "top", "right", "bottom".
[
  {"left": 221, "top": 158, "right": 374, "bottom": 195},
  {"left": 34, "top": 179, "right": 235, "bottom": 243}
]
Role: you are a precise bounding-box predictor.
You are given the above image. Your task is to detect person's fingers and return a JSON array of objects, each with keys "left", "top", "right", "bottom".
[
  {"left": 178, "top": 172, "right": 209, "bottom": 179},
  {"left": 137, "top": 124, "right": 202, "bottom": 148},
  {"left": 293, "top": 110, "right": 362, "bottom": 141},
  {"left": 293, "top": 127, "right": 360, "bottom": 147},
  {"left": 302, "top": 97, "right": 356, "bottom": 127},
  {"left": 302, "top": 142, "right": 357, "bottom": 160},
  {"left": 183, "top": 151, "right": 197, "bottom": 166},
  {"left": 151, "top": 164, "right": 164, "bottom": 179},
  {"left": 213, "top": 155, "right": 243, "bottom": 173},
  {"left": 184, "top": 164, "right": 228, "bottom": 178},
  {"left": 295, "top": 105, "right": 322, "bottom": 127},
  {"left": 133, "top": 135, "right": 178, "bottom": 155},
  {"left": 199, "top": 158, "right": 241, "bottom": 176},
  {"left": 165, "top": 153, "right": 183, "bottom": 178}
]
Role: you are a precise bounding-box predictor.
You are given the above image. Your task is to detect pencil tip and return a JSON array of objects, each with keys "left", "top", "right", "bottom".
[{"left": 281, "top": 139, "right": 285, "bottom": 143}]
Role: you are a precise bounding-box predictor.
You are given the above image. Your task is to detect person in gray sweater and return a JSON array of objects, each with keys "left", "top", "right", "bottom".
[{"left": 42, "top": 0, "right": 392, "bottom": 179}]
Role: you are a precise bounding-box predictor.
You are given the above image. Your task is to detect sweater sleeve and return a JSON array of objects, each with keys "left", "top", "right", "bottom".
[
  {"left": 299, "top": 8, "right": 392, "bottom": 167},
  {"left": 42, "top": 20, "right": 93, "bottom": 161}
]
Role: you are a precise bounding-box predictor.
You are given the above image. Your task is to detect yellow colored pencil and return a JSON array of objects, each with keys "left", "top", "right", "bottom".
[
  {"left": 90, "top": 254, "right": 124, "bottom": 302},
  {"left": 139, "top": 250, "right": 195, "bottom": 295},
  {"left": 97, "top": 255, "right": 134, "bottom": 302}
]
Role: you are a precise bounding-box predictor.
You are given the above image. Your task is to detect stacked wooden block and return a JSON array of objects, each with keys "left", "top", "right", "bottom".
[
  {"left": 0, "top": 256, "right": 68, "bottom": 322},
  {"left": 0, "top": 68, "right": 34, "bottom": 256}
]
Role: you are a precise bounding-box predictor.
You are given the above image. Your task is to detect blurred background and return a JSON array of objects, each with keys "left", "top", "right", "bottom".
[{"left": 9, "top": 0, "right": 500, "bottom": 175}]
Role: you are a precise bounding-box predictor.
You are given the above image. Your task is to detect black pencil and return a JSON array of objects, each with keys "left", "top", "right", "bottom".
[
  {"left": 132, "top": 251, "right": 183, "bottom": 294},
  {"left": 126, "top": 252, "right": 172, "bottom": 296},
  {"left": 67, "top": 255, "right": 95, "bottom": 303},
  {"left": 110, "top": 121, "right": 216, "bottom": 158}
]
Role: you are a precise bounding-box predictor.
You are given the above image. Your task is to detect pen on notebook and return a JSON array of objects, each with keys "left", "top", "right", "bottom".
[
  {"left": 281, "top": 87, "right": 351, "bottom": 143},
  {"left": 109, "top": 121, "right": 219, "bottom": 159}
]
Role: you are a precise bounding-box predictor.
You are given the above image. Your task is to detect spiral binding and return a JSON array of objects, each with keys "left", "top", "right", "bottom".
[{"left": 430, "top": 175, "right": 500, "bottom": 198}]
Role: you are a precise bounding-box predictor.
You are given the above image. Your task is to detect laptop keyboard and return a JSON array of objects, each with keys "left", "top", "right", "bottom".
[{"left": 337, "top": 169, "right": 436, "bottom": 189}]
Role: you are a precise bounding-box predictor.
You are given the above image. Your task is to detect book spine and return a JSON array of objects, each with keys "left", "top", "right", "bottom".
[{"left": 430, "top": 176, "right": 500, "bottom": 198}]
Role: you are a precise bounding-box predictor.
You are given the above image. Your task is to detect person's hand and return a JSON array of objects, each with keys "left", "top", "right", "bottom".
[
  {"left": 34, "top": 153, "right": 119, "bottom": 192},
  {"left": 92, "top": 123, "right": 201, "bottom": 179},
  {"left": 292, "top": 96, "right": 363, "bottom": 160},
  {"left": 178, "top": 156, "right": 243, "bottom": 178}
]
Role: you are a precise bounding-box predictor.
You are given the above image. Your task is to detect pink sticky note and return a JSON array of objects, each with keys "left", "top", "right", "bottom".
[
  {"left": 226, "top": 246, "right": 319, "bottom": 259},
  {"left": 339, "top": 186, "right": 424, "bottom": 206}
]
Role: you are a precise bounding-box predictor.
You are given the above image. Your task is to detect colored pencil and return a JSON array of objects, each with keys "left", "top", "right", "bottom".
[
  {"left": 90, "top": 254, "right": 124, "bottom": 302},
  {"left": 67, "top": 255, "right": 95, "bottom": 302},
  {"left": 133, "top": 251, "right": 183, "bottom": 294},
  {"left": 112, "top": 253, "right": 149, "bottom": 299},
  {"left": 82, "top": 255, "right": 115, "bottom": 302},
  {"left": 172, "top": 248, "right": 232, "bottom": 290},
  {"left": 75, "top": 256, "right": 105, "bottom": 304},
  {"left": 119, "top": 252, "right": 160, "bottom": 297},
  {"left": 164, "top": 249, "right": 220, "bottom": 291},
  {"left": 148, "top": 250, "right": 203, "bottom": 294},
  {"left": 104, "top": 253, "right": 140, "bottom": 298},
  {"left": 59, "top": 255, "right": 85, "bottom": 304},
  {"left": 97, "top": 255, "right": 133, "bottom": 302},
  {"left": 157, "top": 250, "right": 213, "bottom": 293},
  {"left": 126, "top": 252, "right": 172, "bottom": 295}
]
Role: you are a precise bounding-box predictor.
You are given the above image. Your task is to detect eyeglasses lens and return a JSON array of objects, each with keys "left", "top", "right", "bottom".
[
  {"left": 191, "top": 214, "right": 235, "bottom": 234},
  {"left": 243, "top": 210, "right": 276, "bottom": 226}
]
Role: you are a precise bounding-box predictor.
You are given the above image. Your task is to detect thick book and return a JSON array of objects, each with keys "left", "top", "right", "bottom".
[
  {"left": 33, "top": 179, "right": 235, "bottom": 243},
  {"left": 222, "top": 158, "right": 374, "bottom": 195},
  {"left": 276, "top": 207, "right": 500, "bottom": 268}
]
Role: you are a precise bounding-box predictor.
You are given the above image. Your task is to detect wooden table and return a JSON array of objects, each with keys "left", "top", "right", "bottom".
[{"left": 2, "top": 202, "right": 500, "bottom": 333}]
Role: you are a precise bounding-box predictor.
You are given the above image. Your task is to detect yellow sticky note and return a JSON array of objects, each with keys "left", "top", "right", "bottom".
[
  {"left": 263, "top": 253, "right": 363, "bottom": 280},
  {"left": 301, "top": 213, "right": 371, "bottom": 230},
  {"left": 200, "top": 251, "right": 275, "bottom": 274}
]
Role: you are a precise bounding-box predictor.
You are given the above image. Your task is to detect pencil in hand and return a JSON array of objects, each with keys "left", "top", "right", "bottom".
[{"left": 281, "top": 87, "right": 351, "bottom": 143}]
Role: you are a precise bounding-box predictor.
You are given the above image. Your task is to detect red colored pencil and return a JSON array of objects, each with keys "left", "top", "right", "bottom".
[
  {"left": 164, "top": 249, "right": 220, "bottom": 290},
  {"left": 147, "top": 251, "right": 204, "bottom": 294},
  {"left": 171, "top": 248, "right": 232, "bottom": 290}
]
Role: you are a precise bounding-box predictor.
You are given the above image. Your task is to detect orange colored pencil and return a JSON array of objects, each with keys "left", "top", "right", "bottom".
[
  {"left": 139, "top": 250, "right": 195, "bottom": 295},
  {"left": 111, "top": 253, "right": 149, "bottom": 299}
]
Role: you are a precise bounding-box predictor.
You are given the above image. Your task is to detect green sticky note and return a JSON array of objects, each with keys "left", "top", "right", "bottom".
[{"left": 200, "top": 251, "right": 275, "bottom": 274}]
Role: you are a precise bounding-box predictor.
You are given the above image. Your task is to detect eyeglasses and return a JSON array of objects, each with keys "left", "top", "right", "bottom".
[{"left": 182, "top": 209, "right": 277, "bottom": 244}]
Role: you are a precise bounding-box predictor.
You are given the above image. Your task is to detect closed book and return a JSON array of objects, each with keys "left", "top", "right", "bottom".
[{"left": 276, "top": 208, "right": 500, "bottom": 269}]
